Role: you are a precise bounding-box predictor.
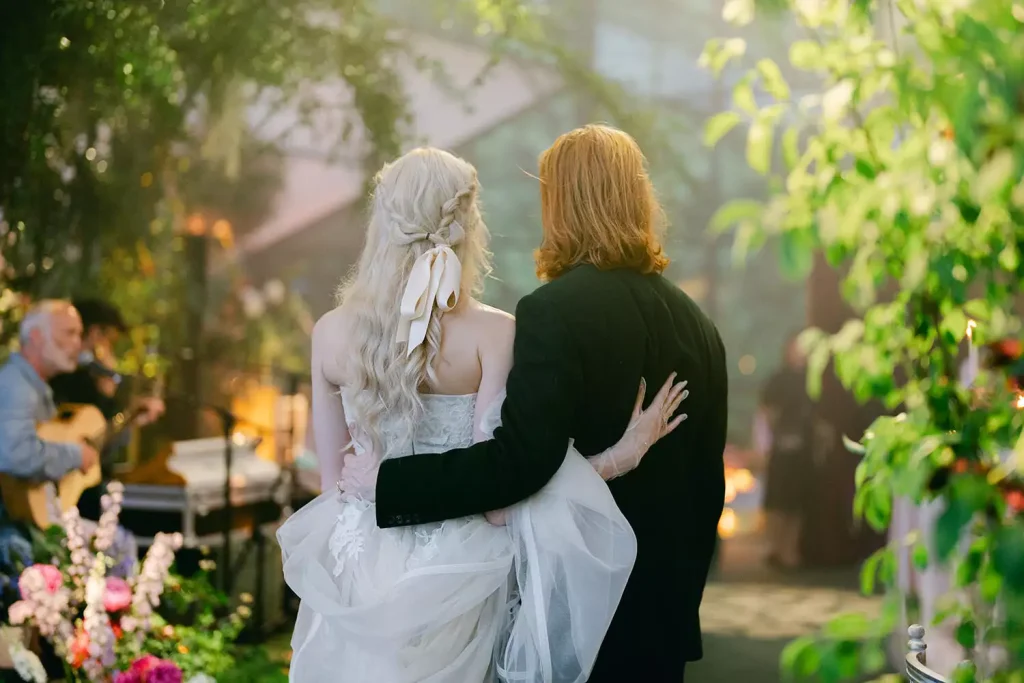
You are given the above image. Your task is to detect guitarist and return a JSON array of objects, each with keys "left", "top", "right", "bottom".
[
  {"left": 0, "top": 301, "right": 133, "bottom": 577},
  {"left": 49, "top": 299, "right": 164, "bottom": 521}
]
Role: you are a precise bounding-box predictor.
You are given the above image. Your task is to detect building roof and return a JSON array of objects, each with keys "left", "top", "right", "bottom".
[{"left": 239, "top": 30, "right": 561, "bottom": 256}]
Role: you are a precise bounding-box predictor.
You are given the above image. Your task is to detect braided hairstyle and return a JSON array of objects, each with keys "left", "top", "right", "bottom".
[{"left": 335, "top": 148, "right": 491, "bottom": 457}]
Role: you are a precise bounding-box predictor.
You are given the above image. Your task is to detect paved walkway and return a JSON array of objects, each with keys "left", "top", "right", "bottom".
[{"left": 687, "top": 534, "right": 886, "bottom": 682}]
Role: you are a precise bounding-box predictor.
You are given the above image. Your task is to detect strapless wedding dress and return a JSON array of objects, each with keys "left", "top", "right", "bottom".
[{"left": 277, "top": 391, "right": 636, "bottom": 682}]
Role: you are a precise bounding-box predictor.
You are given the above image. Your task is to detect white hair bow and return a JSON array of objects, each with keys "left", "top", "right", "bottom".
[{"left": 396, "top": 222, "right": 465, "bottom": 355}]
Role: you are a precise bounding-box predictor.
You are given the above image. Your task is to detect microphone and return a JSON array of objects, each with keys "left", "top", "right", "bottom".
[{"left": 78, "top": 351, "right": 123, "bottom": 384}]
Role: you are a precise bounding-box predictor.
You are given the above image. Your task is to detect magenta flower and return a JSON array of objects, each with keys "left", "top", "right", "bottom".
[
  {"left": 113, "top": 669, "right": 143, "bottom": 683},
  {"left": 146, "top": 660, "right": 183, "bottom": 683},
  {"left": 104, "top": 576, "right": 132, "bottom": 612},
  {"left": 18, "top": 564, "right": 63, "bottom": 595}
]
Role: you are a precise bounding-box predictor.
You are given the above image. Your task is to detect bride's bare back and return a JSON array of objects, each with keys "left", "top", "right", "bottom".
[{"left": 312, "top": 297, "right": 514, "bottom": 489}]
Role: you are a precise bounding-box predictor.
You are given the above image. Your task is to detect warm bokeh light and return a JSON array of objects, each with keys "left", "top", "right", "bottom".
[
  {"left": 185, "top": 213, "right": 206, "bottom": 236},
  {"left": 738, "top": 355, "right": 756, "bottom": 375},
  {"left": 718, "top": 508, "right": 738, "bottom": 538},
  {"left": 724, "top": 466, "right": 755, "bottom": 503},
  {"left": 212, "top": 218, "right": 234, "bottom": 247}
]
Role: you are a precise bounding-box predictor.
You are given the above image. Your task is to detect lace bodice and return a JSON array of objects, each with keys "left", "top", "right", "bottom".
[{"left": 340, "top": 392, "right": 477, "bottom": 459}]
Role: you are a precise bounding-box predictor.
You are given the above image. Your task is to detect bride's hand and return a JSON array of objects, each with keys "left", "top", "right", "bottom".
[
  {"left": 591, "top": 373, "right": 689, "bottom": 481},
  {"left": 338, "top": 443, "right": 380, "bottom": 502}
]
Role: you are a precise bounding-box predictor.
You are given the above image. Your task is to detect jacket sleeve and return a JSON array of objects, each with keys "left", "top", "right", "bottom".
[
  {"left": 375, "top": 293, "right": 582, "bottom": 528},
  {"left": 0, "top": 385, "right": 82, "bottom": 482}
]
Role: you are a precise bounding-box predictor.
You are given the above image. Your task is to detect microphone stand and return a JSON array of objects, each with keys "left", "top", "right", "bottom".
[{"left": 165, "top": 394, "right": 273, "bottom": 595}]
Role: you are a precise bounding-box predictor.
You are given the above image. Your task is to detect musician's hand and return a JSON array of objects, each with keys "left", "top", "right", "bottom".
[
  {"left": 96, "top": 376, "right": 119, "bottom": 398},
  {"left": 135, "top": 397, "right": 165, "bottom": 426},
  {"left": 79, "top": 444, "right": 100, "bottom": 473}
]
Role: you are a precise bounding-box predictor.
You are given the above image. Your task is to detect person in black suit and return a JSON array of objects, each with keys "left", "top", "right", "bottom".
[{"left": 341, "top": 124, "right": 728, "bottom": 681}]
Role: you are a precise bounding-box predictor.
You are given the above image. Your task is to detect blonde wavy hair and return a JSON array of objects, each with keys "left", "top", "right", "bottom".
[
  {"left": 336, "top": 148, "right": 490, "bottom": 454},
  {"left": 535, "top": 124, "right": 669, "bottom": 281}
]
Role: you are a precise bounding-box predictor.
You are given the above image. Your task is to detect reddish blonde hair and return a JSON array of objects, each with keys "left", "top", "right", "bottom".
[{"left": 535, "top": 124, "right": 669, "bottom": 281}]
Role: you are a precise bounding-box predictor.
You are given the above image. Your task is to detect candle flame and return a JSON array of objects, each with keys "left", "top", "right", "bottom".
[
  {"left": 1016, "top": 394, "right": 1024, "bottom": 409},
  {"left": 966, "top": 319, "right": 977, "bottom": 340}
]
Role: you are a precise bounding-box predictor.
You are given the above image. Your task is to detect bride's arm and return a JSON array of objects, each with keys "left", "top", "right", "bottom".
[
  {"left": 472, "top": 312, "right": 515, "bottom": 525},
  {"left": 312, "top": 315, "right": 351, "bottom": 493},
  {"left": 473, "top": 314, "right": 515, "bottom": 445}
]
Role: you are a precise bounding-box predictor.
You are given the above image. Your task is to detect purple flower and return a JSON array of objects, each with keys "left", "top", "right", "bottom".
[{"left": 146, "top": 660, "right": 183, "bottom": 683}]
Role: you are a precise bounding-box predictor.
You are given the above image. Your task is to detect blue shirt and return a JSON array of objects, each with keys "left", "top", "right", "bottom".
[{"left": 0, "top": 354, "right": 83, "bottom": 493}]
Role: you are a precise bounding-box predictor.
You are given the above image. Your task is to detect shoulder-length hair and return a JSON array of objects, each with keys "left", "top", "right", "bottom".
[{"left": 534, "top": 124, "right": 669, "bottom": 281}]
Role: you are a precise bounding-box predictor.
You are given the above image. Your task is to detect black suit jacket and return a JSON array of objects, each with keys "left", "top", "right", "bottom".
[{"left": 375, "top": 264, "right": 727, "bottom": 669}]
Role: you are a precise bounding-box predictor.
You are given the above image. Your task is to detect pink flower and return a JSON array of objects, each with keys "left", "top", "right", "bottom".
[
  {"left": 7, "top": 600, "right": 32, "bottom": 625},
  {"left": 104, "top": 577, "right": 132, "bottom": 612},
  {"left": 19, "top": 564, "right": 63, "bottom": 595}
]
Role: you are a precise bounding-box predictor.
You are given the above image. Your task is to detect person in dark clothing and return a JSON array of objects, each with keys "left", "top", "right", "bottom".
[
  {"left": 340, "top": 125, "right": 728, "bottom": 682},
  {"left": 758, "top": 332, "right": 816, "bottom": 568},
  {"left": 49, "top": 299, "right": 163, "bottom": 520}
]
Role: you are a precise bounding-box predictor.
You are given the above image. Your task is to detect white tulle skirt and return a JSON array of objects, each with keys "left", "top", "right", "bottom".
[{"left": 278, "top": 448, "right": 637, "bottom": 683}]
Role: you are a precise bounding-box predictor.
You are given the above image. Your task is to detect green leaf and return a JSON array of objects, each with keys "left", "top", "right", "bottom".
[
  {"left": 936, "top": 497, "right": 974, "bottom": 561},
  {"left": 992, "top": 521, "right": 1024, "bottom": 591},
  {"left": 703, "top": 111, "right": 743, "bottom": 147},
  {"left": 756, "top": 58, "right": 791, "bottom": 100},
  {"left": 975, "top": 148, "right": 1014, "bottom": 201},
  {"left": 721, "top": 0, "right": 755, "bottom": 26},
  {"left": 789, "top": 40, "right": 822, "bottom": 70},
  {"left": 955, "top": 620, "right": 976, "bottom": 649},
  {"left": 746, "top": 115, "right": 773, "bottom": 175},
  {"left": 781, "top": 635, "right": 821, "bottom": 677},
  {"left": 781, "top": 127, "right": 800, "bottom": 169},
  {"left": 779, "top": 229, "right": 814, "bottom": 280},
  {"left": 859, "top": 548, "right": 890, "bottom": 595},
  {"left": 733, "top": 76, "right": 758, "bottom": 115},
  {"left": 710, "top": 199, "right": 763, "bottom": 233},
  {"left": 912, "top": 543, "right": 929, "bottom": 571},
  {"left": 831, "top": 319, "right": 865, "bottom": 352},
  {"left": 843, "top": 434, "right": 866, "bottom": 455},
  {"left": 952, "top": 659, "right": 978, "bottom": 683},
  {"left": 824, "top": 612, "right": 870, "bottom": 640},
  {"left": 940, "top": 308, "right": 969, "bottom": 343}
]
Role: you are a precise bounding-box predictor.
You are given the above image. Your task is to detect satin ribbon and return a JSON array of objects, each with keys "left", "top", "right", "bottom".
[{"left": 397, "top": 244, "right": 463, "bottom": 355}]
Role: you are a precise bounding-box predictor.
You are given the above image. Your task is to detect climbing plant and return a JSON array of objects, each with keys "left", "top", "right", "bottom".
[{"left": 705, "top": 0, "right": 1024, "bottom": 679}]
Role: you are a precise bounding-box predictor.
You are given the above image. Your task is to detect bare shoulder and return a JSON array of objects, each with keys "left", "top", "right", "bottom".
[
  {"left": 313, "top": 306, "right": 350, "bottom": 345},
  {"left": 312, "top": 307, "right": 353, "bottom": 382},
  {"left": 462, "top": 299, "right": 515, "bottom": 345}
]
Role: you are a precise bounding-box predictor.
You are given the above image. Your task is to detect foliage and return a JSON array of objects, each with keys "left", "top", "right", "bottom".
[{"left": 705, "top": 0, "right": 1024, "bottom": 679}]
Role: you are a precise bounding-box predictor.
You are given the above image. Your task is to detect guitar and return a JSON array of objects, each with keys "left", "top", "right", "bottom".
[{"left": 0, "top": 382, "right": 162, "bottom": 528}]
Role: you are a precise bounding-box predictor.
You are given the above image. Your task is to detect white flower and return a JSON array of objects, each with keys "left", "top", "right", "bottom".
[
  {"left": 9, "top": 641, "right": 47, "bottom": 683},
  {"left": 239, "top": 287, "right": 265, "bottom": 319},
  {"left": 263, "top": 279, "right": 287, "bottom": 305}
]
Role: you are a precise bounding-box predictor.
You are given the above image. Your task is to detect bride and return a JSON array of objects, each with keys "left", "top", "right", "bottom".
[{"left": 278, "top": 147, "right": 687, "bottom": 683}]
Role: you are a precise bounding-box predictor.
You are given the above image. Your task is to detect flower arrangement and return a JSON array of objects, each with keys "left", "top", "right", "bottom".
[{"left": 4, "top": 482, "right": 250, "bottom": 682}]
